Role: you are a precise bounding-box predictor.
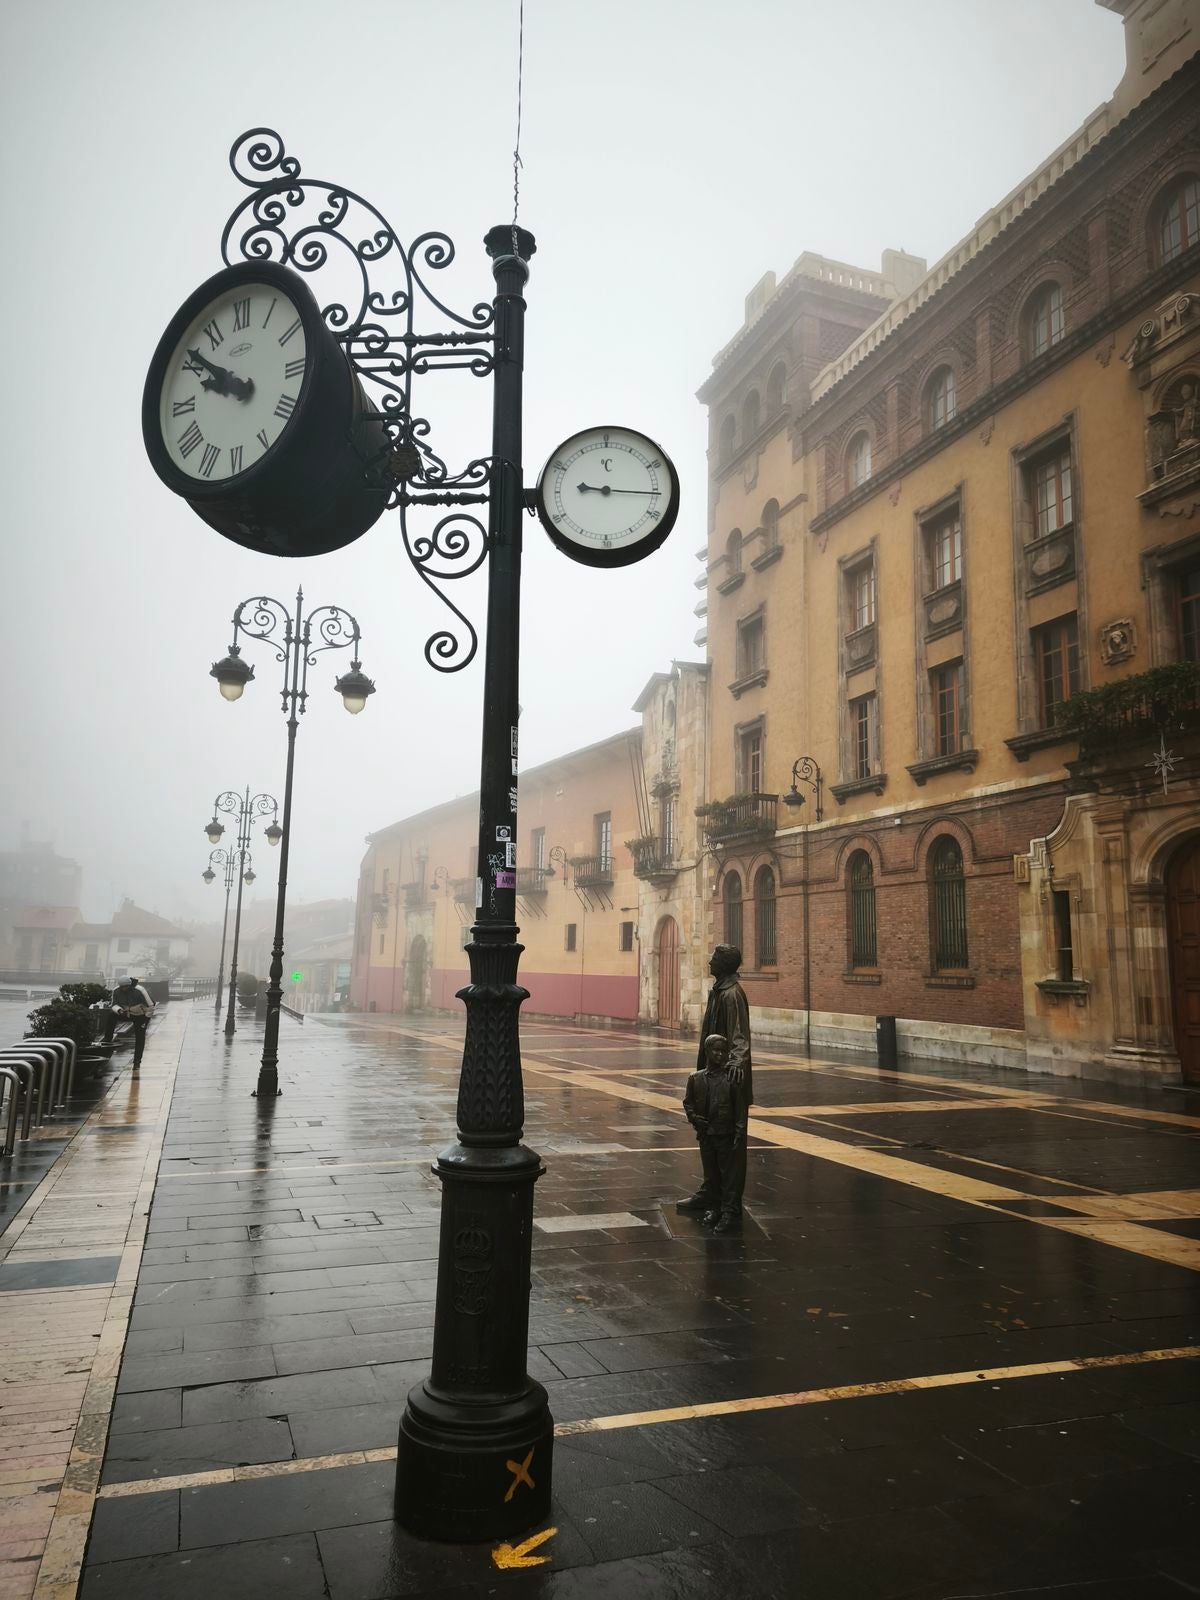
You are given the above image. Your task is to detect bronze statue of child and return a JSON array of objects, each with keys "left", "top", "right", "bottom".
[{"left": 681, "top": 1033, "right": 748, "bottom": 1233}]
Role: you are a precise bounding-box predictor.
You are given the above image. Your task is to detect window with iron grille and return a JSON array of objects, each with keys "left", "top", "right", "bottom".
[
  {"left": 619, "top": 921, "right": 634, "bottom": 953},
  {"left": 847, "top": 851, "right": 877, "bottom": 968},
  {"left": 925, "top": 508, "right": 962, "bottom": 590},
  {"left": 594, "top": 812, "right": 612, "bottom": 870},
  {"left": 723, "top": 872, "right": 743, "bottom": 952},
  {"left": 928, "top": 367, "right": 956, "bottom": 430},
  {"left": 849, "top": 694, "right": 877, "bottom": 779},
  {"left": 929, "top": 836, "right": 968, "bottom": 971},
  {"left": 1028, "top": 283, "right": 1064, "bottom": 357},
  {"left": 1179, "top": 560, "right": 1200, "bottom": 662},
  {"left": 754, "top": 867, "right": 776, "bottom": 967},
  {"left": 847, "top": 561, "right": 875, "bottom": 631},
  {"left": 1028, "top": 447, "right": 1073, "bottom": 538},
  {"left": 565, "top": 923, "right": 577, "bottom": 953},
  {"left": 531, "top": 827, "right": 545, "bottom": 871},
  {"left": 736, "top": 613, "right": 765, "bottom": 678},
  {"left": 738, "top": 727, "right": 763, "bottom": 793},
  {"left": 1052, "top": 890, "right": 1074, "bottom": 982},
  {"left": 931, "top": 661, "right": 965, "bottom": 756},
  {"left": 660, "top": 796, "right": 675, "bottom": 857},
  {"left": 1033, "top": 615, "right": 1080, "bottom": 727},
  {"left": 1160, "top": 176, "right": 1200, "bottom": 263},
  {"left": 848, "top": 431, "right": 872, "bottom": 488}
]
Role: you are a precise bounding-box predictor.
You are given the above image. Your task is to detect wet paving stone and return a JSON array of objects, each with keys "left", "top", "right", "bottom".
[{"left": 73, "top": 1010, "right": 1200, "bottom": 1598}]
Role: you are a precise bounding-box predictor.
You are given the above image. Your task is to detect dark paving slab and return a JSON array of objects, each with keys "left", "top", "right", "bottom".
[
  {"left": 80, "top": 1009, "right": 1200, "bottom": 1599},
  {"left": 0, "top": 1252, "right": 121, "bottom": 1290}
]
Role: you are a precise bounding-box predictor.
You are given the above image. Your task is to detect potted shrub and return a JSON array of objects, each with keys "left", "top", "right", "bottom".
[{"left": 27, "top": 995, "right": 99, "bottom": 1056}]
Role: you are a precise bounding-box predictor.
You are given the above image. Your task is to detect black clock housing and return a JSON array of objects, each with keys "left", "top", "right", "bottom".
[
  {"left": 142, "top": 261, "right": 389, "bottom": 558},
  {"left": 533, "top": 427, "right": 680, "bottom": 570}
]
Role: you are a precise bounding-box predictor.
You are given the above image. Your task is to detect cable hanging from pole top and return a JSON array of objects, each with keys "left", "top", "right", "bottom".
[{"left": 511, "top": 0, "right": 525, "bottom": 259}]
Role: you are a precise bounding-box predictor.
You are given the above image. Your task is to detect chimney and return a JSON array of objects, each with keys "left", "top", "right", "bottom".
[{"left": 1096, "top": 0, "right": 1199, "bottom": 119}]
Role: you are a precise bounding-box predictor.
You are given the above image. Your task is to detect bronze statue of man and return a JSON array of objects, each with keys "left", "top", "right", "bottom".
[{"left": 676, "top": 944, "right": 752, "bottom": 1226}]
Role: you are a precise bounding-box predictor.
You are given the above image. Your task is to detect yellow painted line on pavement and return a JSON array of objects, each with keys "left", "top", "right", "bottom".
[{"left": 97, "top": 1342, "right": 1200, "bottom": 1502}]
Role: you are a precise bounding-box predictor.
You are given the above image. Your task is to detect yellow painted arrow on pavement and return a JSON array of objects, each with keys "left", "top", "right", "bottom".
[{"left": 492, "top": 1526, "right": 556, "bottom": 1569}]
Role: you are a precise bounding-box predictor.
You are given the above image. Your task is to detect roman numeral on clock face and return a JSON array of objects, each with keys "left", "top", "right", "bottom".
[
  {"left": 203, "top": 319, "right": 223, "bottom": 350},
  {"left": 278, "top": 317, "right": 301, "bottom": 347},
  {"left": 172, "top": 397, "right": 195, "bottom": 416},
  {"left": 232, "top": 297, "right": 251, "bottom": 331},
  {"left": 230, "top": 445, "right": 243, "bottom": 475},
  {"left": 199, "top": 444, "right": 220, "bottom": 478},
  {"left": 177, "top": 421, "right": 203, "bottom": 459},
  {"left": 284, "top": 358, "right": 305, "bottom": 381},
  {"left": 274, "top": 394, "right": 296, "bottom": 420},
  {"left": 257, "top": 428, "right": 270, "bottom": 452},
  {"left": 183, "top": 354, "right": 204, "bottom": 377}
]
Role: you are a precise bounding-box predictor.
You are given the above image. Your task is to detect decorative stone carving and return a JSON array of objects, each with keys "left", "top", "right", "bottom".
[
  {"left": 1094, "top": 335, "right": 1115, "bottom": 368},
  {"left": 1025, "top": 532, "right": 1075, "bottom": 592},
  {"left": 979, "top": 416, "right": 995, "bottom": 447},
  {"left": 925, "top": 582, "right": 963, "bottom": 638},
  {"left": 845, "top": 623, "right": 876, "bottom": 671},
  {"left": 888, "top": 481, "right": 903, "bottom": 507},
  {"left": 1100, "top": 617, "right": 1137, "bottom": 665},
  {"left": 1123, "top": 293, "right": 1199, "bottom": 368}
]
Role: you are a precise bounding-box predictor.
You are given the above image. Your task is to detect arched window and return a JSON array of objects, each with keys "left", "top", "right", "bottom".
[
  {"left": 742, "top": 390, "right": 761, "bottom": 441},
  {"left": 847, "top": 431, "right": 872, "bottom": 488},
  {"left": 847, "top": 851, "right": 877, "bottom": 968},
  {"left": 726, "top": 529, "right": 743, "bottom": 575},
  {"left": 928, "top": 836, "right": 968, "bottom": 971},
  {"left": 767, "top": 363, "right": 786, "bottom": 414},
  {"left": 761, "top": 498, "right": 780, "bottom": 551},
  {"left": 1027, "top": 283, "right": 1064, "bottom": 358},
  {"left": 1160, "top": 176, "right": 1200, "bottom": 264},
  {"left": 927, "top": 368, "right": 956, "bottom": 431},
  {"left": 754, "top": 867, "right": 776, "bottom": 967},
  {"left": 718, "top": 414, "right": 736, "bottom": 464},
  {"left": 723, "top": 872, "right": 743, "bottom": 953}
]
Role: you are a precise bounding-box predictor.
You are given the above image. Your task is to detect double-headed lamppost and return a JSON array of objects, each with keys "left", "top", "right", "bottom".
[
  {"left": 209, "top": 590, "right": 374, "bottom": 1098},
  {"left": 201, "top": 844, "right": 239, "bottom": 1018},
  {"left": 204, "top": 790, "right": 280, "bottom": 1039}
]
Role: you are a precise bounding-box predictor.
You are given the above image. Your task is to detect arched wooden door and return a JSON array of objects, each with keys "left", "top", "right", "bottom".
[
  {"left": 406, "top": 935, "right": 427, "bottom": 1013},
  {"left": 656, "top": 916, "right": 680, "bottom": 1027},
  {"left": 1166, "top": 836, "right": 1200, "bottom": 1085}
]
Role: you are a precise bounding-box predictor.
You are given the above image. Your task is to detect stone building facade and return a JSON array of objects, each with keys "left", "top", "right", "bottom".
[{"left": 694, "top": 0, "right": 1200, "bottom": 1082}]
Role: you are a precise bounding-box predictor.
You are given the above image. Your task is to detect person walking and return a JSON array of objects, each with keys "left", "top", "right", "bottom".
[
  {"left": 104, "top": 976, "right": 156, "bottom": 1069},
  {"left": 676, "top": 944, "right": 753, "bottom": 1226},
  {"left": 682, "top": 1034, "right": 748, "bottom": 1234}
]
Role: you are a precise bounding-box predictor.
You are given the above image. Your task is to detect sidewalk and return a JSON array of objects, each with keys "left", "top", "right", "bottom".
[{"left": 6, "top": 1003, "right": 1200, "bottom": 1599}]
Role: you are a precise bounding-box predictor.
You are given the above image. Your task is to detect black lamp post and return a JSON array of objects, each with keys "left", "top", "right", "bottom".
[
  {"left": 204, "top": 788, "right": 279, "bottom": 1039},
  {"left": 210, "top": 590, "right": 374, "bottom": 1098},
  {"left": 783, "top": 755, "right": 823, "bottom": 819},
  {"left": 202, "top": 845, "right": 238, "bottom": 1018},
  {"left": 783, "top": 756, "right": 822, "bottom": 1057}
]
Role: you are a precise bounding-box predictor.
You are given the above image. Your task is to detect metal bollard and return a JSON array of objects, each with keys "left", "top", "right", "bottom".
[
  {"left": 3, "top": 1047, "right": 56, "bottom": 1125},
  {"left": 0, "top": 1058, "right": 38, "bottom": 1141},
  {"left": 32, "top": 1037, "right": 78, "bottom": 1107},
  {"left": 0, "top": 1066, "right": 22, "bottom": 1157}
]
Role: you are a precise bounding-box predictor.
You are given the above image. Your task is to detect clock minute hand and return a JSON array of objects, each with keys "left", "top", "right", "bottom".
[
  {"left": 576, "top": 482, "right": 657, "bottom": 496},
  {"left": 187, "top": 348, "right": 255, "bottom": 403}
]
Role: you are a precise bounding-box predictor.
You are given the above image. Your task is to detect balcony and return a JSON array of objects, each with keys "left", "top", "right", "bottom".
[
  {"left": 371, "top": 893, "right": 389, "bottom": 926},
  {"left": 515, "top": 865, "right": 554, "bottom": 895},
  {"left": 571, "top": 854, "right": 614, "bottom": 888},
  {"left": 452, "top": 877, "right": 476, "bottom": 906},
  {"left": 630, "top": 837, "right": 676, "bottom": 882},
  {"left": 701, "top": 793, "right": 778, "bottom": 842}
]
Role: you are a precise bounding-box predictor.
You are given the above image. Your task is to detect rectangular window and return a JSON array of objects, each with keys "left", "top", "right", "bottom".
[
  {"left": 926, "top": 509, "right": 962, "bottom": 591},
  {"left": 531, "top": 827, "right": 546, "bottom": 871},
  {"left": 117, "top": 938, "right": 130, "bottom": 953},
  {"left": 1034, "top": 615, "right": 1080, "bottom": 727},
  {"left": 738, "top": 727, "right": 763, "bottom": 793},
  {"left": 1179, "top": 560, "right": 1200, "bottom": 663},
  {"left": 1052, "top": 889, "right": 1074, "bottom": 983},
  {"left": 1030, "top": 449, "right": 1073, "bottom": 538},
  {"left": 84, "top": 943, "right": 99, "bottom": 969},
  {"left": 736, "top": 613, "right": 764, "bottom": 678},
  {"left": 660, "top": 796, "right": 675, "bottom": 857},
  {"left": 619, "top": 921, "right": 634, "bottom": 952},
  {"left": 931, "top": 661, "right": 965, "bottom": 756},
  {"left": 156, "top": 941, "right": 170, "bottom": 965},
  {"left": 849, "top": 694, "right": 876, "bottom": 779},
  {"left": 594, "top": 812, "right": 612, "bottom": 869},
  {"left": 565, "top": 923, "right": 577, "bottom": 953},
  {"left": 847, "top": 562, "right": 875, "bottom": 631}
]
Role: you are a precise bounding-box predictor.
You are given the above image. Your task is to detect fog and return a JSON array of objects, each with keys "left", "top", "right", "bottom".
[{"left": 0, "top": 1, "right": 1124, "bottom": 930}]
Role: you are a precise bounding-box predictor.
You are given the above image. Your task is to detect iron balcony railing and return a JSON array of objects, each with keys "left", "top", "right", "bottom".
[
  {"left": 703, "top": 793, "right": 778, "bottom": 842},
  {"left": 630, "top": 838, "right": 675, "bottom": 880},
  {"left": 515, "top": 865, "right": 554, "bottom": 895},
  {"left": 572, "top": 854, "right": 613, "bottom": 888}
]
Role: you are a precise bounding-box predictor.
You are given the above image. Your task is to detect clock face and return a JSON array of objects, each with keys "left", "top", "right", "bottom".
[
  {"left": 536, "top": 426, "right": 680, "bottom": 568},
  {"left": 157, "top": 281, "right": 308, "bottom": 483}
]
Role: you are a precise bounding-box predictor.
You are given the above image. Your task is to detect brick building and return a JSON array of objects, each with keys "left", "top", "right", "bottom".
[{"left": 694, "top": 0, "right": 1200, "bottom": 1081}]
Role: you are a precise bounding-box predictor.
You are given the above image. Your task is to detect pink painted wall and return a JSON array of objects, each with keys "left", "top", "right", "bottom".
[{"left": 362, "top": 964, "right": 637, "bottom": 1022}]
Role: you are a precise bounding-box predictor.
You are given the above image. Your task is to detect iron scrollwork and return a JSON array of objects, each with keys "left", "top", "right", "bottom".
[{"left": 221, "top": 127, "right": 500, "bottom": 673}]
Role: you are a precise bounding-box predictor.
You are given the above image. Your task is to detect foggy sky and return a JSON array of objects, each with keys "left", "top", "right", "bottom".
[{"left": 0, "top": 1, "right": 1125, "bottom": 928}]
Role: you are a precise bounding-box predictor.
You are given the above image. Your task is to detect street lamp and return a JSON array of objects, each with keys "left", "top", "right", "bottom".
[
  {"left": 784, "top": 756, "right": 823, "bottom": 1060},
  {"left": 211, "top": 588, "right": 373, "bottom": 1098},
  {"left": 205, "top": 788, "right": 279, "bottom": 1039},
  {"left": 783, "top": 754, "right": 824, "bottom": 820},
  {"left": 202, "top": 843, "right": 248, "bottom": 1019}
]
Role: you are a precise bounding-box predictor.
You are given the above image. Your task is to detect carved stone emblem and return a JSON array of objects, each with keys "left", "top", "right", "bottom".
[
  {"left": 1028, "top": 537, "right": 1073, "bottom": 581},
  {"left": 846, "top": 624, "right": 875, "bottom": 666},
  {"left": 927, "top": 592, "right": 961, "bottom": 629},
  {"left": 979, "top": 416, "right": 995, "bottom": 447},
  {"left": 1100, "top": 617, "right": 1136, "bottom": 665}
]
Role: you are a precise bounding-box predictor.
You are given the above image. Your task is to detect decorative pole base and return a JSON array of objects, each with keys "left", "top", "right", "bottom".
[{"left": 395, "top": 1142, "right": 552, "bottom": 1541}]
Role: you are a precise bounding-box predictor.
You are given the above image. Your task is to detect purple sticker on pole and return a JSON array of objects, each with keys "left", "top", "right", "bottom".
[{"left": 495, "top": 870, "right": 516, "bottom": 888}]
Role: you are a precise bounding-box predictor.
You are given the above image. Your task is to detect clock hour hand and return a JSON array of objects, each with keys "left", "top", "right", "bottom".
[
  {"left": 187, "top": 348, "right": 255, "bottom": 403},
  {"left": 576, "top": 482, "right": 657, "bottom": 496}
]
